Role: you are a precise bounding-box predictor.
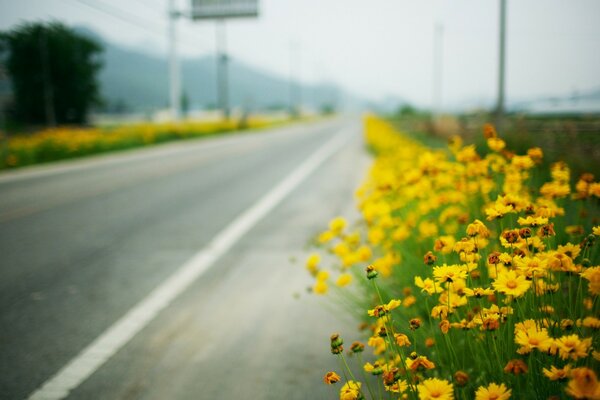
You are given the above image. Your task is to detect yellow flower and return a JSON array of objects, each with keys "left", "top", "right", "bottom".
[
  {"left": 464, "top": 287, "right": 494, "bottom": 298},
  {"left": 406, "top": 355, "right": 435, "bottom": 372},
  {"left": 433, "top": 264, "right": 468, "bottom": 284},
  {"left": 419, "top": 220, "right": 439, "bottom": 238},
  {"left": 394, "top": 333, "right": 411, "bottom": 347},
  {"left": 466, "top": 219, "right": 490, "bottom": 238},
  {"left": 517, "top": 215, "right": 548, "bottom": 227},
  {"left": 356, "top": 245, "right": 372, "bottom": 262},
  {"left": 593, "top": 225, "right": 600, "bottom": 236},
  {"left": 582, "top": 316, "right": 600, "bottom": 329},
  {"left": 403, "top": 295, "right": 416, "bottom": 308},
  {"left": 323, "top": 371, "right": 341, "bottom": 384},
  {"left": 485, "top": 203, "right": 514, "bottom": 220},
  {"left": 492, "top": 270, "right": 531, "bottom": 297},
  {"left": 336, "top": 273, "right": 352, "bottom": 287},
  {"left": 367, "top": 299, "right": 401, "bottom": 317},
  {"left": 329, "top": 216, "right": 347, "bottom": 235},
  {"left": 339, "top": 380, "right": 362, "bottom": 400},
  {"left": 487, "top": 137, "right": 505, "bottom": 152},
  {"left": 316, "top": 270, "right": 329, "bottom": 281},
  {"left": 556, "top": 334, "right": 592, "bottom": 360},
  {"left": 542, "top": 365, "right": 571, "bottom": 381},
  {"left": 514, "top": 321, "right": 552, "bottom": 354},
  {"left": 318, "top": 230, "right": 335, "bottom": 243},
  {"left": 475, "top": 382, "right": 511, "bottom": 400},
  {"left": 581, "top": 267, "right": 600, "bottom": 295},
  {"left": 566, "top": 367, "right": 600, "bottom": 399},
  {"left": 305, "top": 253, "right": 320, "bottom": 273},
  {"left": 417, "top": 378, "right": 454, "bottom": 400},
  {"left": 415, "top": 276, "right": 443, "bottom": 295},
  {"left": 313, "top": 281, "right": 328, "bottom": 295}
]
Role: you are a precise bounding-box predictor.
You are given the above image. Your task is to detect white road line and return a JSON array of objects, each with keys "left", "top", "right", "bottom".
[{"left": 27, "top": 127, "right": 350, "bottom": 400}]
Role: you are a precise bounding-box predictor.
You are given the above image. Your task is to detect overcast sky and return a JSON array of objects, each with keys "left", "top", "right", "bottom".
[{"left": 1, "top": 0, "right": 599, "bottom": 108}]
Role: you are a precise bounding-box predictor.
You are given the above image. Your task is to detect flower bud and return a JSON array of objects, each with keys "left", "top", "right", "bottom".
[
  {"left": 330, "top": 333, "right": 344, "bottom": 354},
  {"left": 423, "top": 251, "right": 437, "bottom": 266},
  {"left": 366, "top": 265, "right": 378, "bottom": 280},
  {"left": 409, "top": 318, "right": 422, "bottom": 330},
  {"left": 350, "top": 341, "right": 365, "bottom": 353},
  {"left": 454, "top": 371, "right": 469, "bottom": 386}
]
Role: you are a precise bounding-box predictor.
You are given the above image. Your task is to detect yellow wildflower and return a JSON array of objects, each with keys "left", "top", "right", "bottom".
[
  {"left": 492, "top": 270, "right": 531, "bottom": 297},
  {"left": 581, "top": 267, "right": 600, "bottom": 295},
  {"left": 417, "top": 378, "right": 454, "bottom": 400},
  {"left": 336, "top": 273, "right": 352, "bottom": 287},
  {"left": 329, "top": 216, "right": 347, "bottom": 235},
  {"left": 323, "top": 371, "right": 341, "bottom": 384},
  {"left": 339, "top": 381, "right": 362, "bottom": 400},
  {"left": 475, "top": 382, "right": 511, "bottom": 400},
  {"left": 313, "top": 281, "right": 328, "bottom": 295},
  {"left": 305, "top": 253, "right": 320, "bottom": 274},
  {"left": 566, "top": 368, "right": 600, "bottom": 399},
  {"left": 556, "top": 334, "right": 592, "bottom": 360},
  {"left": 543, "top": 365, "right": 571, "bottom": 381}
]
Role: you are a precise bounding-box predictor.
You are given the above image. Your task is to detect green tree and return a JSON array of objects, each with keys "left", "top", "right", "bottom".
[{"left": 0, "top": 22, "right": 103, "bottom": 125}]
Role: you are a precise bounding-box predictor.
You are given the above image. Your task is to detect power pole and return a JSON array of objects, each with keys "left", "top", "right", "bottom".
[
  {"left": 288, "top": 41, "right": 301, "bottom": 117},
  {"left": 496, "top": 0, "right": 507, "bottom": 129},
  {"left": 216, "top": 19, "right": 230, "bottom": 120},
  {"left": 168, "top": 0, "right": 181, "bottom": 121},
  {"left": 432, "top": 22, "right": 443, "bottom": 119}
]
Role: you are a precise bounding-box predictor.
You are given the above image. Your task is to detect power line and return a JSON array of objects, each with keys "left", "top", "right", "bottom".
[{"left": 67, "top": 0, "right": 211, "bottom": 52}]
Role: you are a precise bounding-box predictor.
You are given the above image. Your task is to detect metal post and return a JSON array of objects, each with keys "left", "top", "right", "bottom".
[
  {"left": 168, "top": 0, "right": 180, "bottom": 121},
  {"left": 216, "top": 19, "right": 230, "bottom": 120},
  {"left": 496, "top": 0, "right": 507, "bottom": 129},
  {"left": 433, "top": 22, "right": 443, "bottom": 119}
]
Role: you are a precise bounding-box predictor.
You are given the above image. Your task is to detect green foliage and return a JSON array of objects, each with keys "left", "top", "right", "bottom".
[{"left": 0, "top": 22, "right": 103, "bottom": 125}]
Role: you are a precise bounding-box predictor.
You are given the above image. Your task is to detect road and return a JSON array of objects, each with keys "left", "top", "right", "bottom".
[{"left": 0, "top": 117, "right": 370, "bottom": 399}]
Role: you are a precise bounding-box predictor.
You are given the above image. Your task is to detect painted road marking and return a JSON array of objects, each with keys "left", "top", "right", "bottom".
[{"left": 27, "top": 127, "right": 350, "bottom": 400}]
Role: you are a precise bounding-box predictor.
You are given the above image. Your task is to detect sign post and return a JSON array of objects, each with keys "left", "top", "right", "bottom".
[{"left": 190, "top": 0, "right": 259, "bottom": 120}]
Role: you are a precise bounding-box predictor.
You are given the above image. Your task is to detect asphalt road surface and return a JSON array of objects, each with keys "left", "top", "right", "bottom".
[{"left": 0, "top": 117, "right": 370, "bottom": 400}]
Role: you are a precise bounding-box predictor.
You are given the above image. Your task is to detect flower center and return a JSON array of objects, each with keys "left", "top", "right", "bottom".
[{"left": 506, "top": 280, "right": 518, "bottom": 289}]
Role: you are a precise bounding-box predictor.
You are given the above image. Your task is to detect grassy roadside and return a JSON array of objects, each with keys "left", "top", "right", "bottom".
[{"left": 0, "top": 115, "right": 303, "bottom": 171}]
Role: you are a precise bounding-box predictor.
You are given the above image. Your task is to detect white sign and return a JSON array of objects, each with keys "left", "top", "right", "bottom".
[{"left": 191, "top": 0, "right": 258, "bottom": 19}]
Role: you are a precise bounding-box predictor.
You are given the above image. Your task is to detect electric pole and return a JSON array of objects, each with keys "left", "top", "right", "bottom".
[
  {"left": 289, "top": 41, "right": 301, "bottom": 117},
  {"left": 216, "top": 19, "right": 230, "bottom": 120},
  {"left": 496, "top": 0, "right": 507, "bottom": 129},
  {"left": 168, "top": 0, "right": 181, "bottom": 121}
]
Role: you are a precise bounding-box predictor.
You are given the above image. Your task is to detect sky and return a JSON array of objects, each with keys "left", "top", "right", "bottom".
[{"left": 1, "top": 0, "right": 599, "bottom": 109}]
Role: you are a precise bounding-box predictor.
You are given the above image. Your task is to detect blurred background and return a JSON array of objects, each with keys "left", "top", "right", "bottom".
[{"left": 1, "top": 0, "right": 599, "bottom": 125}]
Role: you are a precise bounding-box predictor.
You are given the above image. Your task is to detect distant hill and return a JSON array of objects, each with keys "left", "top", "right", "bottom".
[{"left": 76, "top": 28, "right": 353, "bottom": 113}]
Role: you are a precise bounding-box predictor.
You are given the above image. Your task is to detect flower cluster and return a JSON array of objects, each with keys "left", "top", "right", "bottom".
[
  {"left": 310, "top": 116, "right": 600, "bottom": 399},
  {"left": 1, "top": 116, "right": 285, "bottom": 169}
]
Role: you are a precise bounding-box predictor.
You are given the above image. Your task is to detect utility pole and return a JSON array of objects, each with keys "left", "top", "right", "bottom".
[
  {"left": 168, "top": 0, "right": 181, "bottom": 121},
  {"left": 288, "top": 41, "right": 301, "bottom": 117},
  {"left": 496, "top": 0, "right": 507, "bottom": 129},
  {"left": 432, "top": 22, "right": 443, "bottom": 119},
  {"left": 216, "top": 19, "right": 230, "bottom": 120}
]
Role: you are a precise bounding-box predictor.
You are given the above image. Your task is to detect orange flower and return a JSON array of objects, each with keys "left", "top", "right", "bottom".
[{"left": 323, "top": 371, "right": 341, "bottom": 384}]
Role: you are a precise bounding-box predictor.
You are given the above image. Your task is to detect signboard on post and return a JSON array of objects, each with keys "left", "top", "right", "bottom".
[{"left": 191, "top": 0, "right": 258, "bottom": 20}]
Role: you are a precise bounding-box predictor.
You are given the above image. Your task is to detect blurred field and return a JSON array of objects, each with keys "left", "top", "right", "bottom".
[
  {"left": 0, "top": 115, "right": 290, "bottom": 170},
  {"left": 390, "top": 112, "right": 600, "bottom": 178}
]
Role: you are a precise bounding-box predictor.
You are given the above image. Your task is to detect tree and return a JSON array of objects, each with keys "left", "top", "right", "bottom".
[{"left": 0, "top": 22, "right": 103, "bottom": 125}]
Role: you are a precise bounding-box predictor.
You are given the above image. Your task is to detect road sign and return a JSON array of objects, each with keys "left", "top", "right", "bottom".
[{"left": 191, "top": 0, "right": 258, "bottom": 20}]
